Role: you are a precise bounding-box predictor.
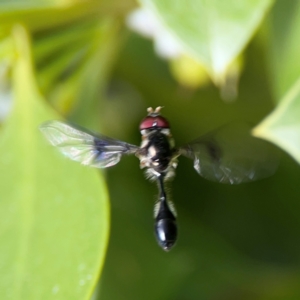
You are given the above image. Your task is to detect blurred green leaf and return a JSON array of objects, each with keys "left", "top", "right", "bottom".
[
  {"left": 68, "top": 19, "right": 124, "bottom": 129},
  {"left": 139, "top": 0, "right": 273, "bottom": 80},
  {"left": 267, "top": 0, "right": 300, "bottom": 101},
  {"left": 0, "top": 35, "right": 14, "bottom": 61},
  {"left": 0, "top": 0, "right": 85, "bottom": 10},
  {"left": 169, "top": 55, "right": 210, "bottom": 89},
  {"left": 0, "top": 0, "right": 135, "bottom": 32},
  {"left": 0, "top": 2, "right": 100, "bottom": 32},
  {"left": 0, "top": 26, "right": 109, "bottom": 299},
  {"left": 32, "top": 17, "right": 123, "bottom": 127},
  {"left": 253, "top": 78, "right": 300, "bottom": 163}
]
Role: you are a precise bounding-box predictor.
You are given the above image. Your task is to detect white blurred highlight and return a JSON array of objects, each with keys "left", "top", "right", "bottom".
[{"left": 126, "top": 7, "right": 182, "bottom": 59}]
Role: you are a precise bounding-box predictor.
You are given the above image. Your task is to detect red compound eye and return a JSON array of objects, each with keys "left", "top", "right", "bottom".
[{"left": 139, "top": 116, "right": 170, "bottom": 130}]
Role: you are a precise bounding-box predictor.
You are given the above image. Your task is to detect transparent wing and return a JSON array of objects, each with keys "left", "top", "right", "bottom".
[
  {"left": 40, "top": 121, "right": 139, "bottom": 168},
  {"left": 179, "top": 123, "right": 280, "bottom": 184}
]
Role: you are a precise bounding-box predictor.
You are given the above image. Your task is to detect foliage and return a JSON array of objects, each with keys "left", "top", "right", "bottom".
[{"left": 0, "top": 0, "right": 300, "bottom": 300}]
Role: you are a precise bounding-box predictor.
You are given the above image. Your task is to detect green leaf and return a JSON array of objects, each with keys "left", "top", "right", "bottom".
[
  {"left": 0, "top": 0, "right": 84, "bottom": 10},
  {"left": 267, "top": 0, "right": 300, "bottom": 101},
  {"left": 0, "top": 2, "right": 101, "bottom": 32},
  {"left": 68, "top": 19, "right": 123, "bottom": 129},
  {"left": 0, "top": 35, "right": 14, "bottom": 61},
  {"left": 252, "top": 77, "right": 300, "bottom": 163},
  {"left": 0, "top": 25, "right": 109, "bottom": 299},
  {"left": 139, "top": 0, "right": 273, "bottom": 80},
  {"left": 0, "top": 0, "right": 135, "bottom": 32}
]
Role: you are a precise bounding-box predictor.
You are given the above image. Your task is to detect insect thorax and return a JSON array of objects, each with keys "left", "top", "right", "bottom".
[{"left": 137, "top": 128, "right": 178, "bottom": 180}]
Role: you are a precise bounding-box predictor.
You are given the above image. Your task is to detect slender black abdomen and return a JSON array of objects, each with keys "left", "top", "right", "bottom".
[{"left": 154, "top": 175, "right": 177, "bottom": 251}]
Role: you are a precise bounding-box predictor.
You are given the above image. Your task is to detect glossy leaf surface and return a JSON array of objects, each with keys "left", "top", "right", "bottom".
[
  {"left": 267, "top": 0, "right": 300, "bottom": 100},
  {"left": 253, "top": 78, "right": 300, "bottom": 164},
  {"left": 139, "top": 0, "right": 273, "bottom": 78},
  {"left": 0, "top": 26, "right": 109, "bottom": 300}
]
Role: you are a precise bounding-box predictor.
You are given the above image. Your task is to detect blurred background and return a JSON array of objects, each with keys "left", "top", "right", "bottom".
[{"left": 1, "top": 1, "right": 300, "bottom": 300}]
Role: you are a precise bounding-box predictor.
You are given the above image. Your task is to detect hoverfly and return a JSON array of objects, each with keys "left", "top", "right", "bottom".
[{"left": 40, "top": 107, "right": 279, "bottom": 251}]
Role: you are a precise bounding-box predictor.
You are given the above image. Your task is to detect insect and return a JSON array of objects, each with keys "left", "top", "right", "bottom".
[{"left": 40, "top": 107, "right": 279, "bottom": 251}]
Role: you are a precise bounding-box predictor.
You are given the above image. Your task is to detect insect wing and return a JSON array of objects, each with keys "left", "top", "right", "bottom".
[
  {"left": 179, "top": 123, "right": 279, "bottom": 184},
  {"left": 39, "top": 121, "right": 139, "bottom": 168}
]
